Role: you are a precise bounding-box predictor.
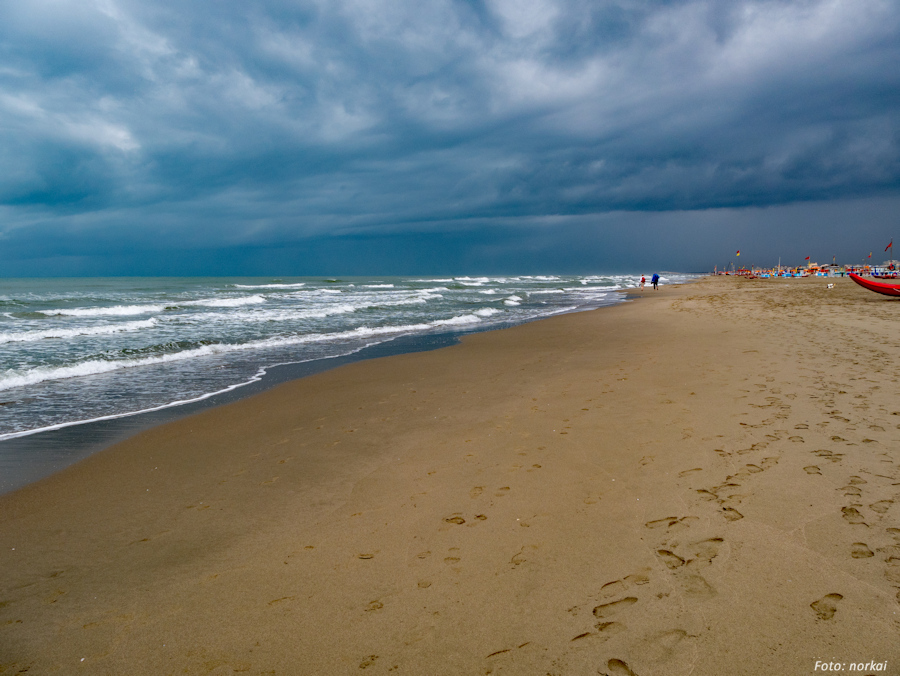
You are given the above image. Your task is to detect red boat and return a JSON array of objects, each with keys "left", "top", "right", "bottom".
[{"left": 849, "top": 272, "right": 900, "bottom": 297}]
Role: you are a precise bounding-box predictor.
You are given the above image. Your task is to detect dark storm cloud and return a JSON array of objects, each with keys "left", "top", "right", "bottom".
[{"left": 0, "top": 0, "right": 899, "bottom": 273}]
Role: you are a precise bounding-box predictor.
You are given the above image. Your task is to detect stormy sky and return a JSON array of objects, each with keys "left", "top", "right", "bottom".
[{"left": 1, "top": 0, "right": 899, "bottom": 276}]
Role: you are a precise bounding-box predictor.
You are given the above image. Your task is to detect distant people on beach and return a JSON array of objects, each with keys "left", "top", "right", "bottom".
[
  {"left": 640, "top": 275, "right": 645, "bottom": 290},
  {"left": 651, "top": 273, "right": 660, "bottom": 290}
]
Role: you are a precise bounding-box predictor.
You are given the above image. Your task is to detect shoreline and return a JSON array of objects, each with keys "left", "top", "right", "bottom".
[
  {"left": 2, "top": 275, "right": 897, "bottom": 674},
  {"left": 0, "top": 292, "right": 643, "bottom": 496},
  {"left": 0, "top": 329, "right": 466, "bottom": 496}
]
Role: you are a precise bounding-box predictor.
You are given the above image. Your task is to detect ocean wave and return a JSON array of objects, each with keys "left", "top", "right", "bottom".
[
  {"left": 0, "top": 319, "right": 157, "bottom": 344},
  {"left": 504, "top": 295, "right": 522, "bottom": 306},
  {"left": 186, "top": 304, "right": 362, "bottom": 324},
  {"left": 38, "top": 304, "right": 168, "bottom": 317},
  {"left": 182, "top": 295, "right": 266, "bottom": 308},
  {"left": 286, "top": 289, "right": 343, "bottom": 297},
  {"left": 0, "top": 307, "right": 516, "bottom": 393},
  {"left": 0, "top": 319, "right": 482, "bottom": 392},
  {"left": 232, "top": 283, "right": 307, "bottom": 289},
  {"left": 36, "top": 294, "right": 266, "bottom": 316},
  {"left": 431, "top": 314, "right": 482, "bottom": 327}
]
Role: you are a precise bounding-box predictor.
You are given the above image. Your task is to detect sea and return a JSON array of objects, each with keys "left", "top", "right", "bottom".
[{"left": 0, "top": 273, "right": 693, "bottom": 491}]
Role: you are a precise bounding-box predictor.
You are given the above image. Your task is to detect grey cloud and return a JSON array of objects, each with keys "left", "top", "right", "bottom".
[{"left": 0, "top": 0, "right": 898, "bottom": 273}]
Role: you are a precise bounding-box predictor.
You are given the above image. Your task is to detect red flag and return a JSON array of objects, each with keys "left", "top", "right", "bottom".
[
  {"left": 886, "top": 240, "right": 893, "bottom": 251},
  {"left": 805, "top": 256, "right": 810, "bottom": 260}
]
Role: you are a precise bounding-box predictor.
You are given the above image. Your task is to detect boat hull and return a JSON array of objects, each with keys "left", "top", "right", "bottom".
[{"left": 849, "top": 272, "right": 900, "bottom": 297}]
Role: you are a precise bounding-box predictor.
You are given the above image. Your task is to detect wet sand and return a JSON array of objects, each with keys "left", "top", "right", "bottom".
[{"left": 1, "top": 275, "right": 899, "bottom": 675}]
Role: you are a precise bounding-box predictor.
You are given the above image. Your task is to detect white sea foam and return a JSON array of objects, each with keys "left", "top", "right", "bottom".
[
  {"left": 0, "top": 319, "right": 157, "bottom": 344},
  {"left": 232, "top": 283, "right": 307, "bottom": 289},
  {"left": 0, "top": 321, "right": 453, "bottom": 392},
  {"left": 194, "top": 304, "right": 362, "bottom": 323},
  {"left": 39, "top": 304, "right": 168, "bottom": 317},
  {"left": 432, "top": 314, "right": 482, "bottom": 327},
  {"left": 287, "top": 289, "right": 343, "bottom": 297},
  {"left": 183, "top": 295, "right": 266, "bottom": 308},
  {"left": 364, "top": 284, "right": 394, "bottom": 288},
  {"left": 504, "top": 295, "right": 522, "bottom": 306}
]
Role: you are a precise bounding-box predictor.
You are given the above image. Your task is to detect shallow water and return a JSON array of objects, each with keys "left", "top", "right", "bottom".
[{"left": 0, "top": 274, "right": 693, "bottom": 440}]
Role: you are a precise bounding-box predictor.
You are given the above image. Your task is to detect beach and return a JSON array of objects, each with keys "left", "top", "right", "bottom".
[{"left": 1, "top": 274, "right": 899, "bottom": 674}]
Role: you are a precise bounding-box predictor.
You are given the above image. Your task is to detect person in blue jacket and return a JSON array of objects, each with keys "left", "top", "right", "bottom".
[{"left": 651, "top": 273, "right": 660, "bottom": 290}]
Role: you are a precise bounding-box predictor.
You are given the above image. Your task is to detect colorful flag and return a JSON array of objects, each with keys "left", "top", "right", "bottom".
[
  {"left": 869, "top": 252, "right": 873, "bottom": 258},
  {"left": 805, "top": 256, "right": 810, "bottom": 260},
  {"left": 886, "top": 240, "right": 893, "bottom": 251},
  {"left": 736, "top": 250, "right": 740, "bottom": 256}
]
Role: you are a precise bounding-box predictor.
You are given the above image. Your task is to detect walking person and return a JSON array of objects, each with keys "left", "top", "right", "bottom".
[
  {"left": 651, "top": 273, "right": 660, "bottom": 290},
  {"left": 640, "top": 275, "right": 645, "bottom": 290}
]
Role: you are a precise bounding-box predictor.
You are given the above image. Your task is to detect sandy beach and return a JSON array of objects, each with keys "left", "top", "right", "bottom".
[{"left": 1, "top": 275, "right": 899, "bottom": 675}]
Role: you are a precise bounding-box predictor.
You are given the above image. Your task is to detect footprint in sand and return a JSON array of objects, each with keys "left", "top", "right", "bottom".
[
  {"left": 359, "top": 655, "right": 379, "bottom": 669},
  {"left": 469, "top": 486, "right": 484, "bottom": 498},
  {"left": 679, "top": 574, "right": 716, "bottom": 599},
  {"left": 642, "top": 629, "right": 691, "bottom": 664},
  {"left": 810, "top": 593, "right": 843, "bottom": 620},
  {"left": 592, "top": 621, "right": 627, "bottom": 638},
  {"left": 644, "top": 516, "right": 699, "bottom": 534},
  {"left": 645, "top": 517, "right": 680, "bottom": 530},
  {"left": 494, "top": 487, "right": 510, "bottom": 497},
  {"left": 604, "top": 658, "right": 639, "bottom": 676},
  {"left": 443, "top": 515, "right": 466, "bottom": 525},
  {"left": 686, "top": 538, "right": 724, "bottom": 564},
  {"left": 841, "top": 507, "right": 867, "bottom": 526},
  {"left": 885, "top": 558, "right": 900, "bottom": 585},
  {"left": 870, "top": 500, "right": 893, "bottom": 514},
  {"left": 850, "top": 543, "right": 874, "bottom": 558},
  {"left": 599, "top": 573, "right": 651, "bottom": 599},
  {"left": 592, "top": 597, "right": 638, "bottom": 620},
  {"left": 722, "top": 507, "right": 744, "bottom": 521},
  {"left": 656, "top": 550, "right": 685, "bottom": 570},
  {"left": 804, "top": 466, "right": 821, "bottom": 475}
]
